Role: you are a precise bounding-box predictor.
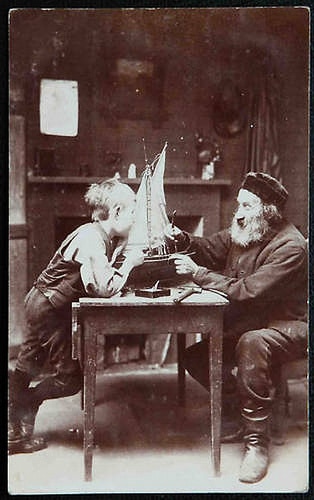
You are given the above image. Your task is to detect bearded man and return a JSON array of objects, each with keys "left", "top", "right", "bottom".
[{"left": 171, "top": 172, "right": 307, "bottom": 484}]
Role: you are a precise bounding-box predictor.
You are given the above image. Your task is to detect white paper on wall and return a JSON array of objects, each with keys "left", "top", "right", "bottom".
[{"left": 40, "top": 79, "right": 78, "bottom": 137}]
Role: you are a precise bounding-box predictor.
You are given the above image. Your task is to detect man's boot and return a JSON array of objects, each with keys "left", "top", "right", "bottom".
[
  {"left": 238, "top": 413, "right": 270, "bottom": 483},
  {"left": 221, "top": 386, "right": 242, "bottom": 443},
  {"left": 221, "top": 426, "right": 244, "bottom": 443}
]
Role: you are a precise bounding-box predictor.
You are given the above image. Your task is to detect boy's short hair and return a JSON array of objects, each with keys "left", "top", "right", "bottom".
[{"left": 84, "top": 178, "right": 134, "bottom": 221}]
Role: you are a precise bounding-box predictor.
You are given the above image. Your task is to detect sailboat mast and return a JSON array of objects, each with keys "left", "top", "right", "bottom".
[
  {"left": 146, "top": 165, "right": 152, "bottom": 255},
  {"left": 142, "top": 138, "right": 153, "bottom": 255}
]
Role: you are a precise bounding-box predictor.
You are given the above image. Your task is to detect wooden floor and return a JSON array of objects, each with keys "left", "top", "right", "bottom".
[{"left": 8, "top": 364, "right": 308, "bottom": 494}]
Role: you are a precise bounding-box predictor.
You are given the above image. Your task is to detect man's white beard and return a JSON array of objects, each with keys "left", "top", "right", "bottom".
[{"left": 230, "top": 211, "right": 271, "bottom": 247}]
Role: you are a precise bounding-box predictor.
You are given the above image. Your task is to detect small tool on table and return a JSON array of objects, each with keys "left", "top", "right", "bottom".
[
  {"left": 173, "top": 287, "right": 202, "bottom": 304},
  {"left": 135, "top": 280, "right": 171, "bottom": 298}
]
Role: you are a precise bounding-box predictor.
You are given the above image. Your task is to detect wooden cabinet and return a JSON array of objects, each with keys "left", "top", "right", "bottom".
[{"left": 9, "top": 114, "right": 27, "bottom": 353}]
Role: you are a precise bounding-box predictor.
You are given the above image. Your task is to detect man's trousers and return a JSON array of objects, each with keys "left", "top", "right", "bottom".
[{"left": 184, "top": 325, "right": 307, "bottom": 418}]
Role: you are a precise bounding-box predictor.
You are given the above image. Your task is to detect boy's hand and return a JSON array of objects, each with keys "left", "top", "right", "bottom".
[
  {"left": 171, "top": 253, "right": 199, "bottom": 275},
  {"left": 125, "top": 249, "right": 145, "bottom": 267}
]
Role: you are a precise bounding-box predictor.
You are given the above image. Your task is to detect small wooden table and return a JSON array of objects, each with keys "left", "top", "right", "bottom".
[{"left": 72, "top": 289, "right": 229, "bottom": 481}]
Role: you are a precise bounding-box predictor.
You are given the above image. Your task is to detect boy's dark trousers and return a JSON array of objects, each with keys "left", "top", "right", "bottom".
[{"left": 9, "top": 287, "right": 82, "bottom": 452}]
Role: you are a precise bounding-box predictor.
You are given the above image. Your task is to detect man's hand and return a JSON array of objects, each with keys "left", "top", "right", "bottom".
[
  {"left": 164, "top": 223, "right": 183, "bottom": 241},
  {"left": 172, "top": 253, "right": 199, "bottom": 276}
]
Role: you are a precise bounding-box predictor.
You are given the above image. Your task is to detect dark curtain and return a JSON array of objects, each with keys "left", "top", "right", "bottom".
[{"left": 244, "top": 77, "right": 281, "bottom": 181}]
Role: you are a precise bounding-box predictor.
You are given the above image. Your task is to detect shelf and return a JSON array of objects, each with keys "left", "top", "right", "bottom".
[{"left": 27, "top": 175, "right": 231, "bottom": 186}]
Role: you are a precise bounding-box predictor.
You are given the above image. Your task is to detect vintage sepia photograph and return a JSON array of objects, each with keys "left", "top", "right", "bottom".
[{"left": 8, "top": 7, "right": 309, "bottom": 494}]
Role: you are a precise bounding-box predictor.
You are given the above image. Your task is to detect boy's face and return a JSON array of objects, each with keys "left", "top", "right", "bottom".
[{"left": 113, "top": 189, "right": 136, "bottom": 237}]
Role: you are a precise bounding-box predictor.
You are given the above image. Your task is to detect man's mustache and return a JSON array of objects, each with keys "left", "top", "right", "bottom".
[
  {"left": 230, "top": 210, "right": 270, "bottom": 247},
  {"left": 236, "top": 217, "right": 246, "bottom": 228}
]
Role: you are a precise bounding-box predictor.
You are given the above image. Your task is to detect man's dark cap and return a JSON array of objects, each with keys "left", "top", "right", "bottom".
[{"left": 241, "top": 172, "right": 288, "bottom": 208}]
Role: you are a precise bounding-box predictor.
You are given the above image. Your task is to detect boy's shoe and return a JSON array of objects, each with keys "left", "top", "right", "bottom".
[
  {"left": 20, "top": 402, "right": 41, "bottom": 439},
  {"left": 8, "top": 422, "right": 47, "bottom": 455},
  {"left": 8, "top": 419, "right": 47, "bottom": 455},
  {"left": 8, "top": 436, "right": 47, "bottom": 455}
]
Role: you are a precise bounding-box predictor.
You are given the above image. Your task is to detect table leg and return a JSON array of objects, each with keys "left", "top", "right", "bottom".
[
  {"left": 83, "top": 321, "right": 97, "bottom": 482},
  {"left": 71, "top": 302, "right": 79, "bottom": 361},
  {"left": 208, "top": 313, "right": 223, "bottom": 476},
  {"left": 80, "top": 321, "right": 84, "bottom": 411},
  {"left": 71, "top": 303, "right": 84, "bottom": 411},
  {"left": 177, "top": 334, "right": 186, "bottom": 407}
]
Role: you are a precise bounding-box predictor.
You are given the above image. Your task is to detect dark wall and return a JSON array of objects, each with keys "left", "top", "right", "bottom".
[{"left": 10, "top": 7, "right": 309, "bottom": 234}]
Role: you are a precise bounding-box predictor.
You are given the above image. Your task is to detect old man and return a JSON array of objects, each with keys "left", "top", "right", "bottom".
[{"left": 172, "top": 172, "right": 307, "bottom": 483}]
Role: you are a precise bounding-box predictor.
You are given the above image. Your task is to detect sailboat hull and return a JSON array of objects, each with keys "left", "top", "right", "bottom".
[{"left": 116, "top": 251, "right": 194, "bottom": 286}]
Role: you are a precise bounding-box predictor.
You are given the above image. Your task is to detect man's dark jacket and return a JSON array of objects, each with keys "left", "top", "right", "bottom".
[{"left": 182, "top": 219, "right": 307, "bottom": 344}]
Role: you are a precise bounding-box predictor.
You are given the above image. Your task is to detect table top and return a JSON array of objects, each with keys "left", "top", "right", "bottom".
[{"left": 78, "top": 287, "right": 229, "bottom": 308}]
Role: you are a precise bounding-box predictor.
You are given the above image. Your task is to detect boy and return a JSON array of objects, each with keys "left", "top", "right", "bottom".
[{"left": 9, "top": 177, "right": 144, "bottom": 454}]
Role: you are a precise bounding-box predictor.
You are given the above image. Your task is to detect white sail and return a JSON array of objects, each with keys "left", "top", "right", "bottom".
[{"left": 126, "top": 143, "right": 169, "bottom": 254}]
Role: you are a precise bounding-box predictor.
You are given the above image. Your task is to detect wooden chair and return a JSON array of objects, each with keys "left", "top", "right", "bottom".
[{"left": 271, "top": 357, "right": 308, "bottom": 445}]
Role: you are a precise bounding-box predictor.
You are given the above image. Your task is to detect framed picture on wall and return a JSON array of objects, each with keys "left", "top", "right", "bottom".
[{"left": 104, "top": 57, "right": 165, "bottom": 127}]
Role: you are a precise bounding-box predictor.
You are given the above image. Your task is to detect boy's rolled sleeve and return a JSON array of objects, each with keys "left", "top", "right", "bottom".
[{"left": 63, "top": 229, "right": 124, "bottom": 297}]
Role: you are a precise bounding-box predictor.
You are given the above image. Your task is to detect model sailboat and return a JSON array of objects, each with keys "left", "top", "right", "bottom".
[
  {"left": 127, "top": 142, "right": 171, "bottom": 255},
  {"left": 120, "top": 142, "right": 188, "bottom": 285}
]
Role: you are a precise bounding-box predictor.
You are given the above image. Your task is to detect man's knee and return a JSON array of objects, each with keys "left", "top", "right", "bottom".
[
  {"left": 236, "top": 329, "right": 269, "bottom": 360},
  {"left": 184, "top": 340, "right": 210, "bottom": 390},
  {"left": 184, "top": 340, "right": 208, "bottom": 373}
]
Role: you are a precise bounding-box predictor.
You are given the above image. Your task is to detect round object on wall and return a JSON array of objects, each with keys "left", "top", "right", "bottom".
[{"left": 213, "top": 78, "right": 248, "bottom": 138}]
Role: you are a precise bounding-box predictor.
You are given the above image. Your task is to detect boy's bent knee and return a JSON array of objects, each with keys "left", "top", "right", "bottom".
[{"left": 55, "top": 370, "right": 83, "bottom": 397}]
